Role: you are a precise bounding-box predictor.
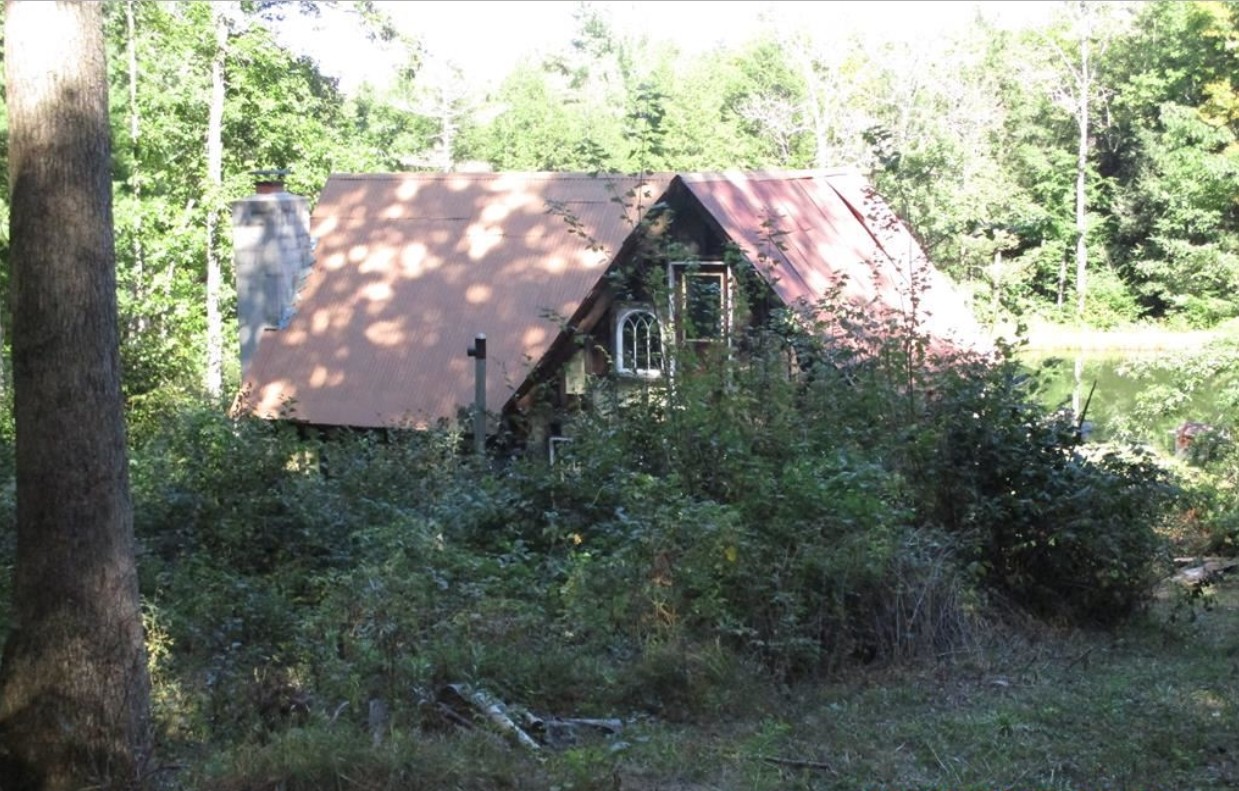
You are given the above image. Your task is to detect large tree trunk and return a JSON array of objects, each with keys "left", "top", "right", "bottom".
[
  {"left": 204, "top": 4, "right": 226, "bottom": 398},
  {"left": 0, "top": 2, "right": 152, "bottom": 788}
]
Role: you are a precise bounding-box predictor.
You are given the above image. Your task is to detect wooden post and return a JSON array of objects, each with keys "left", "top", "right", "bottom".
[{"left": 467, "top": 333, "right": 487, "bottom": 456}]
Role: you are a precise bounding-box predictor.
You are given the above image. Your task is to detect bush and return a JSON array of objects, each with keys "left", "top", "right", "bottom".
[
  {"left": 47, "top": 291, "right": 1181, "bottom": 768},
  {"left": 528, "top": 330, "right": 988, "bottom": 678},
  {"left": 898, "top": 357, "right": 1178, "bottom": 624}
]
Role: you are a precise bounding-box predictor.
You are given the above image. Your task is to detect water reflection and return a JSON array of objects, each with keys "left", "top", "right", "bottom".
[{"left": 1019, "top": 350, "right": 1224, "bottom": 453}]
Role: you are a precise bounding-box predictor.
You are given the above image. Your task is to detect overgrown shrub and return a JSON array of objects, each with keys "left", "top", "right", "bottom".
[
  {"left": 524, "top": 327, "right": 987, "bottom": 680},
  {"left": 896, "top": 356, "right": 1178, "bottom": 624}
]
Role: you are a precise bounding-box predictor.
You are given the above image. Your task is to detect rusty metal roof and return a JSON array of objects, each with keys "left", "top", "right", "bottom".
[
  {"left": 236, "top": 169, "right": 989, "bottom": 429},
  {"left": 237, "top": 172, "right": 670, "bottom": 428},
  {"left": 680, "top": 169, "right": 990, "bottom": 354}
]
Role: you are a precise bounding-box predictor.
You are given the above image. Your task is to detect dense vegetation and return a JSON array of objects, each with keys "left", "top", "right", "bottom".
[
  {"left": 1, "top": 292, "right": 1218, "bottom": 788},
  {"left": 1, "top": 0, "right": 1239, "bottom": 787}
]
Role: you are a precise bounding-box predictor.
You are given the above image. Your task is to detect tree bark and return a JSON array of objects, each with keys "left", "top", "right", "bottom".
[
  {"left": 204, "top": 4, "right": 226, "bottom": 398},
  {"left": 0, "top": 2, "right": 152, "bottom": 788}
]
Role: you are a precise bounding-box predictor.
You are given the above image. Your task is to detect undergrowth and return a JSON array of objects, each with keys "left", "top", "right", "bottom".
[{"left": 0, "top": 312, "right": 1214, "bottom": 788}]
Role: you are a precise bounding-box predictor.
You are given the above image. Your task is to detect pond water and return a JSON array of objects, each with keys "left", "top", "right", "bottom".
[{"left": 1018, "top": 350, "right": 1230, "bottom": 454}]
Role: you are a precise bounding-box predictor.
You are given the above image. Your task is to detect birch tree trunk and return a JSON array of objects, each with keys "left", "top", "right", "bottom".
[
  {"left": 126, "top": 0, "right": 147, "bottom": 334},
  {"left": 204, "top": 3, "right": 226, "bottom": 398},
  {"left": 0, "top": 2, "right": 152, "bottom": 787},
  {"left": 1074, "top": 7, "right": 1090, "bottom": 321}
]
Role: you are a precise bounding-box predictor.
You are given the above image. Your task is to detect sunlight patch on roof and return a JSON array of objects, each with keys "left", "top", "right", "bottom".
[
  {"left": 481, "top": 195, "right": 525, "bottom": 222},
  {"left": 395, "top": 178, "right": 421, "bottom": 202},
  {"left": 364, "top": 319, "right": 405, "bottom": 347},
  {"left": 523, "top": 325, "right": 548, "bottom": 347},
  {"left": 311, "top": 308, "right": 335, "bottom": 334},
  {"left": 309, "top": 365, "right": 345, "bottom": 388},
  {"left": 466, "top": 283, "right": 493, "bottom": 304},
  {"left": 359, "top": 248, "right": 396, "bottom": 274},
  {"left": 360, "top": 281, "right": 393, "bottom": 302},
  {"left": 465, "top": 225, "right": 503, "bottom": 259},
  {"left": 399, "top": 243, "right": 431, "bottom": 277}
]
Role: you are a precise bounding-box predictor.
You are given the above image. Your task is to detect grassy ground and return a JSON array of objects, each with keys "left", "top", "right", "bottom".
[
  {"left": 195, "top": 578, "right": 1239, "bottom": 791},
  {"left": 1012, "top": 319, "right": 1236, "bottom": 353},
  {"left": 608, "top": 582, "right": 1239, "bottom": 790}
]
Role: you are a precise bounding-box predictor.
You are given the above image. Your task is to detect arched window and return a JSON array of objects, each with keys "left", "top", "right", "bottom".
[{"left": 615, "top": 307, "right": 662, "bottom": 376}]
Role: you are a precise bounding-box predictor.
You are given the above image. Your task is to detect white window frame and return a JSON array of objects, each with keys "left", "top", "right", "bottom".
[
  {"left": 668, "top": 261, "right": 731, "bottom": 345},
  {"left": 614, "top": 306, "right": 664, "bottom": 377}
]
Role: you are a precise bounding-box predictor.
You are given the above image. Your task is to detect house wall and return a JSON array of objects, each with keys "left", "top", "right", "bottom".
[{"left": 507, "top": 186, "right": 784, "bottom": 460}]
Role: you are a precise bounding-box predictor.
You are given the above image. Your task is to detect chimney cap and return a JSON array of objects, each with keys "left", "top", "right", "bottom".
[{"left": 251, "top": 168, "right": 291, "bottom": 195}]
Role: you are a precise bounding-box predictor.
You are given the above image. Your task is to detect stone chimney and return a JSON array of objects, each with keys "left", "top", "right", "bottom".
[{"left": 232, "top": 170, "right": 313, "bottom": 375}]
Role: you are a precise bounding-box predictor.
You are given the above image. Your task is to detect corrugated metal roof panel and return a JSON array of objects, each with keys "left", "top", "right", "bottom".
[
  {"left": 824, "top": 170, "right": 986, "bottom": 351},
  {"left": 681, "top": 170, "right": 989, "bottom": 354},
  {"left": 238, "top": 172, "right": 670, "bottom": 428},
  {"left": 236, "top": 169, "right": 989, "bottom": 430}
]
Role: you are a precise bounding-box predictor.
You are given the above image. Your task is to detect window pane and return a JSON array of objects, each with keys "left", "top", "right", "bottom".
[
  {"left": 685, "top": 273, "right": 723, "bottom": 339},
  {"left": 621, "top": 310, "right": 661, "bottom": 373}
]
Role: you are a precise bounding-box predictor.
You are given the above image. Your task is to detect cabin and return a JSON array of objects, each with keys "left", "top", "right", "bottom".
[{"left": 230, "top": 169, "right": 991, "bottom": 456}]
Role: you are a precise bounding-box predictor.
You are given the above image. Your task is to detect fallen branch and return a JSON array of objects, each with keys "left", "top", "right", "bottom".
[
  {"left": 1064, "top": 647, "right": 1093, "bottom": 671},
  {"left": 434, "top": 701, "right": 474, "bottom": 730},
  {"left": 329, "top": 700, "right": 349, "bottom": 724},
  {"left": 1174, "top": 559, "right": 1239, "bottom": 587},
  {"left": 439, "top": 683, "right": 541, "bottom": 751},
  {"left": 522, "top": 714, "right": 625, "bottom": 749},
  {"left": 1173, "top": 556, "right": 1238, "bottom": 565},
  {"left": 756, "top": 754, "right": 838, "bottom": 775}
]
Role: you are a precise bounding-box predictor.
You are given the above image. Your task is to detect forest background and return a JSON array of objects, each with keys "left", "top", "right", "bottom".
[
  {"left": 3, "top": 2, "right": 1239, "bottom": 789},
  {"left": 0, "top": 0, "right": 1232, "bottom": 403}
]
